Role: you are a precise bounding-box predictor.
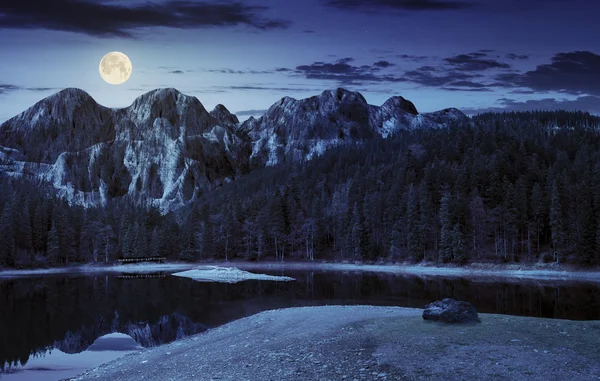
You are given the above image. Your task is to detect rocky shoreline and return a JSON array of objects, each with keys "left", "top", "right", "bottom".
[{"left": 68, "top": 305, "right": 600, "bottom": 381}]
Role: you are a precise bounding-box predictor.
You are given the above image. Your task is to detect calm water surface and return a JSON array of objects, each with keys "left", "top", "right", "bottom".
[{"left": 1, "top": 268, "right": 599, "bottom": 378}]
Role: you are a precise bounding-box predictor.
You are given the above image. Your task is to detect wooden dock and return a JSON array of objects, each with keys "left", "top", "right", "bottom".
[
  {"left": 116, "top": 273, "right": 167, "bottom": 279},
  {"left": 115, "top": 257, "right": 166, "bottom": 264}
]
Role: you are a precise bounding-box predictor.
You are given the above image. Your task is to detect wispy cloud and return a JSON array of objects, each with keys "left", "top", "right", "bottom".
[
  {"left": 205, "top": 68, "right": 275, "bottom": 75},
  {"left": 291, "top": 57, "right": 406, "bottom": 84},
  {"left": 506, "top": 53, "right": 530, "bottom": 60},
  {"left": 214, "top": 85, "right": 321, "bottom": 92},
  {"left": 396, "top": 54, "right": 430, "bottom": 62},
  {"left": 0, "top": 84, "right": 57, "bottom": 95},
  {"left": 444, "top": 52, "right": 511, "bottom": 71}
]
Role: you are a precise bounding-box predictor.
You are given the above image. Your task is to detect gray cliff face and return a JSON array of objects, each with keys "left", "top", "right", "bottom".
[
  {"left": 0, "top": 88, "right": 249, "bottom": 211},
  {"left": 241, "top": 88, "right": 377, "bottom": 167},
  {"left": 241, "top": 88, "right": 470, "bottom": 168},
  {"left": 0, "top": 87, "right": 468, "bottom": 210},
  {"left": 210, "top": 104, "right": 240, "bottom": 126},
  {"left": 0, "top": 88, "right": 115, "bottom": 163}
]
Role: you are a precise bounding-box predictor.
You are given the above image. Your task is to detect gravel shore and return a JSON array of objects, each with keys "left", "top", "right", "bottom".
[{"left": 68, "top": 305, "right": 600, "bottom": 381}]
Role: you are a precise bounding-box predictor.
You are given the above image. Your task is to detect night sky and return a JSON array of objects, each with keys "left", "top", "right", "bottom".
[{"left": 0, "top": 0, "right": 599, "bottom": 122}]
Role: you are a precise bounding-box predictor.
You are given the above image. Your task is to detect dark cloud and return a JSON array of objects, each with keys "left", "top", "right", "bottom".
[
  {"left": 442, "top": 87, "right": 492, "bottom": 92},
  {"left": 0, "top": 0, "right": 290, "bottom": 38},
  {"left": 463, "top": 95, "right": 600, "bottom": 114},
  {"left": 0, "top": 84, "right": 23, "bottom": 94},
  {"left": 324, "top": 0, "right": 474, "bottom": 11},
  {"left": 216, "top": 85, "right": 320, "bottom": 92},
  {"left": 446, "top": 80, "right": 484, "bottom": 87},
  {"left": 303, "top": 29, "right": 316, "bottom": 33},
  {"left": 444, "top": 53, "right": 511, "bottom": 71},
  {"left": 235, "top": 109, "right": 269, "bottom": 116},
  {"left": 508, "top": 89, "right": 537, "bottom": 94},
  {"left": 293, "top": 58, "right": 407, "bottom": 84},
  {"left": 169, "top": 70, "right": 185, "bottom": 74},
  {"left": 506, "top": 53, "right": 530, "bottom": 60},
  {"left": 465, "top": 51, "right": 488, "bottom": 58},
  {"left": 27, "top": 87, "right": 56, "bottom": 91},
  {"left": 404, "top": 66, "right": 482, "bottom": 87},
  {"left": 446, "top": 80, "right": 489, "bottom": 88},
  {"left": 396, "top": 54, "right": 434, "bottom": 62},
  {"left": 497, "top": 51, "right": 600, "bottom": 96},
  {"left": 205, "top": 68, "right": 274, "bottom": 75},
  {"left": 0, "top": 84, "right": 56, "bottom": 95},
  {"left": 323, "top": 0, "right": 579, "bottom": 13},
  {"left": 373, "top": 60, "right": 395, "bottom": 68}
]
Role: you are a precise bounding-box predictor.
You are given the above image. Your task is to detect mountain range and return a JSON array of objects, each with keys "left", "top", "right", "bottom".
[{"left": 0, "top": 87, "right": 469, "bottom": 211}]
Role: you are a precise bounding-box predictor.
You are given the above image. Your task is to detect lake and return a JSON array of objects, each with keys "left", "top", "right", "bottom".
[{"left": 1, "top": 268, "right": 599, "bottom": 380}]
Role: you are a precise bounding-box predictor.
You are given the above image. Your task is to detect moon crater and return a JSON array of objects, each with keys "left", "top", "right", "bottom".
[{"left": 99, "top": 52, "right": 132, "bottom": 85}]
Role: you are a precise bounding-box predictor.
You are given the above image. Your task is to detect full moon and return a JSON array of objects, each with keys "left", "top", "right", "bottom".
[{"left": 99, "top": 52, "right": 132, "bottom": 85}]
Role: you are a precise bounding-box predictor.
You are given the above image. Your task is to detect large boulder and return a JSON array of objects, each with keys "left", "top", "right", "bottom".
[{"left": 422, "top": 298, "right": 480, "bottom": 324}]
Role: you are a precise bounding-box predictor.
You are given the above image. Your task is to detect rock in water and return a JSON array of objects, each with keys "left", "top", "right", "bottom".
[{"left": 422, "top": 298, "right": 479, "bottom": 323}]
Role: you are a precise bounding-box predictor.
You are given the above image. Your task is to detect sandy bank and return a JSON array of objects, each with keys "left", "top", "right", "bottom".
[{"left": 69, "top": 305, "right": 600, "bottom": 381}]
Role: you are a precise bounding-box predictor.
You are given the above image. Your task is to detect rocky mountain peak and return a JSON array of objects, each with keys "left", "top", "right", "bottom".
[
  {"left": 0, "top": 88, "right": 114, "bottom": 162},
  {"left": 319, "top": 88, "right": 367, "bottom": 104},
  {"left": 128, "top": 88, "right": 206, "bottom": 112},
  {"left": 121, "top": 88, "right": 213, "bottom": 137},
  {"left": 0, "top": 87, "right": 469, "bottom": 211},
  {"left": 423, "top": 107, "right": 471, "bottom": 127},
  {"left": 49, "top": 87, "right": 96, "bottom": 102},
  {"left": 210, "top": 104, "right": 239, "bottom": 125},
  {"left": 381, "top": 96, "right": 419, "bottom": 115}
]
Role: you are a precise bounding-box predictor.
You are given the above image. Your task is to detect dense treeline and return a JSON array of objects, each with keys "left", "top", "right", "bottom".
[{"left": 1, "top": 110, "right": 600, "bottom": 268}]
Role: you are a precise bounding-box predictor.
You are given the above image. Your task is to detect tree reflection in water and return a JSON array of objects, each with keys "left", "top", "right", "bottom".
[{"left": 1, "top": 270, "right": 599, "bottom": 370}]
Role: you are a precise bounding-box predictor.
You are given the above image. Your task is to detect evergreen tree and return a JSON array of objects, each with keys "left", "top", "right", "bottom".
[
  {"left": 32, "top": 200, "right": 49, "bottom": 253},
  {"left": 451, "top": 223, "right": 466, "bottom": 262},
  {"left": 47, "top": 222, "right": 60, "bottom": 264},
  {"left": 419, "top": 179, "right": 436, "bottom": 258},
  {"left": 439, "top": 191, "right": 453, "bottom": 262},
  {"left": 0, "top": 202, "right": 15, "bottom": 267},
  {"left": 576, "top": 179, "right": 596, "bottom": 264},
  {"left": 530, "top": 183, "right": 544, "bottom": 255},
  {"left": 549, "top": 181, "right": 564, "bottom": 262},
  {"left": 406, "top": 184, "right": 423, "bottom": 261},
  {"left": 17, "top": 202, "right": 33, "bottom": 254}
]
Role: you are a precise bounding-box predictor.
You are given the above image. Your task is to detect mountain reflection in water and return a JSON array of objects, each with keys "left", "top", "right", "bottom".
[{"left": 1, "top": 269, "right": 599, "bottom": 371}]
